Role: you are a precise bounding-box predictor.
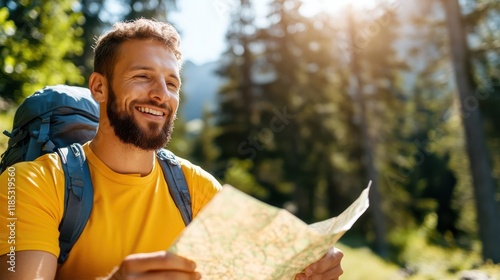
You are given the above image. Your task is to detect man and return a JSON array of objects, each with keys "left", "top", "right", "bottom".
[{"left": 0, "top": 19, "right": 343, "bottom": 279}]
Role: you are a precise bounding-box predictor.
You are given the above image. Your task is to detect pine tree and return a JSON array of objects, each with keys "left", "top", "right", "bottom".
[
  {"left": 441, "top": 0, "right": 500, "bottom": 262},
  {"left": 252, "top": 0, "right": 346, "bottom": 220},
  {"left": 213, "top": 0, "right": 258, "bottom": 169},
  {"left": 340, "top": 1, "right": 412, "bottom": 257}
]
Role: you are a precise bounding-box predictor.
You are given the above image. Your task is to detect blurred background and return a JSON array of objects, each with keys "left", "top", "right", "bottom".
[{"left": 1, "top": 0, "right": 499, "bottom": 278}]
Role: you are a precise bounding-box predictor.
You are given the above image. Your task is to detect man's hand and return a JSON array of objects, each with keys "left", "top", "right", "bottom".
[
  {"left": 295, "top": 247, "right": 344, "bottom": 280},
  {"left": 105, "top": 251, "right": 201, "bottom": 280}
]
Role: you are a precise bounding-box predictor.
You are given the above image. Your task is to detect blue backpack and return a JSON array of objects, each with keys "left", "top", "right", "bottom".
[{"left": 0, "top": 85, "right": 192, "bottom": 263}]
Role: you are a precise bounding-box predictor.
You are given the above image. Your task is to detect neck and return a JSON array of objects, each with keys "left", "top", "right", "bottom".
[{"left": 89, "top": 129, "right": 156, "bottom": 176}]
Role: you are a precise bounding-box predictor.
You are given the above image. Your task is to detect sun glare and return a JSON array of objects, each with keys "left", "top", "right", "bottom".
[
  {"left": 301, "top": 0, "right": 380, "bottom": 17},
  {"left": 324, "top": 0, "right": 378, "bottom": 12}
]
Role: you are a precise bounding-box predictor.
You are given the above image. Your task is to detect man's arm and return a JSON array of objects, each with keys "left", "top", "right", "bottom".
[
  {"left": 0, "top": 251, "right": 201, "bottom": 280},
  {"left": 0, "top": 251, "right": 57, "bottom": 280},
  {"left": 103, "top": 251, "right": 201, "bottom": 280}
]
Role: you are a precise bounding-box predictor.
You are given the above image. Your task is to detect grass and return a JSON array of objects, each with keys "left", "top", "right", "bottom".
[
  {"left": 337, "top": 233, "right": 500, "bottom": 280},
  {"left": 337, "top": 243, "right": 404, "bottom": 280}
]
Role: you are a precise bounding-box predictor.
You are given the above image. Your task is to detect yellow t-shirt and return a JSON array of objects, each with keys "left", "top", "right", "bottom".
[{"left": 0, "top": 143, "right": 221, "bottom": 279}]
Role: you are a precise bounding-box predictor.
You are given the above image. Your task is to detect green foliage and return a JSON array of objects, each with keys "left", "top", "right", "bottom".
[
  {"left": 165, "top": 113, "right": 191, "bottom": 158},
  {"left": 0, "top": 0, "right": 85, "bottom": 102},
  {"left": 335, "top": 235, "right": 500, "bottom": 280},
  {"left": 223, "top": 158, "right": 269, "bottom": 200},
  {"left": 442, "top": 0, "right": 500, "bottom": 261},
  {"left": 188, "top": 110, "right": 221, "bottom": 173},
  {"left": 473, "top": 2, "right": 500, "bottom": 192},
  {"left": 395, "top": 217, "right": 495, "bottom": 279},
  {"left": 0, "top": 107, "right": 15, "bottom": 155},
  {"left": 207, "top": 0, "right": 500, "bottom": 265},
  {"left": 338, "top": 237, "right": 500, "bottom": 279}
]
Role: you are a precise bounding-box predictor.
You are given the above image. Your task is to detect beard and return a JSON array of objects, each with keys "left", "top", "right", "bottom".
[{"left": 106, "top": 85, "right": 175, "bottom": 150}]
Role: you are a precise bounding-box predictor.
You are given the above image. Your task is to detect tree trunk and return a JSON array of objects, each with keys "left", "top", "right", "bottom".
[
  {"left": 347, "top": 6, "right": 388, "bottom": 258},
  {"left": 442, "top": 0, "right": 500, "bottom": 263}
]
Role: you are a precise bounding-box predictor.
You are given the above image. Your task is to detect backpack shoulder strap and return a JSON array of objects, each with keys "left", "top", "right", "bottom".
[
  {"left": 56, "top": 143, "right": 94, "bottom": 264},
  {"left": 26, "top": 111, "right": 54, "bottom": 161},
  {"left": 156, "top": 149, "right": 192, "bottom": 226}
]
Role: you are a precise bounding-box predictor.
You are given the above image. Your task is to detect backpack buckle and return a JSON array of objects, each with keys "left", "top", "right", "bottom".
[
  {"left": 70, "top": 144, "right": 81, "bottom": 157},
  {"left": 3, "top": 130, "right": 13, "bottom": 138},
  {"left": 157, "top": 149, "right": 178, "bottom": 166}
]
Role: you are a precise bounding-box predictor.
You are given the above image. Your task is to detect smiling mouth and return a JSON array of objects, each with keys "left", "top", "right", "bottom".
[{"left": 137, "top": 106, "right": 165, "bottom": 116}]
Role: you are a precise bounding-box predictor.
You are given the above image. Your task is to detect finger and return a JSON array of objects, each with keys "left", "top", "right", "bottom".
[
  {"left": 121, "top": 251, "right": 196, "bottom": 274},
  {"left": 308, "top": 247, "right": 344, "bottom": 275},
  {"left": 130, "top": 270, "right": 201, "bottom": 280},
  {"left": 295, "top": 272, "right": 307, "bottom": 280},
  {"left": 308, "top": 265, "right": 343, "bottom": 280}
]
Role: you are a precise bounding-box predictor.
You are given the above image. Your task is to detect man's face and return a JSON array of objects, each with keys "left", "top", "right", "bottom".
[{"left": 105, "top": 39, "right": 181, "bottom": 151}]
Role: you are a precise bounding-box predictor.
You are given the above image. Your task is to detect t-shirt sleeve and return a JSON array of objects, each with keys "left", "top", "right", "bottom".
[
  {"left": 178, "top": 158, "right": 222, "bottom": 218},
  {"left": 0, "top": 154, "right": 65, "bottom": 258}
]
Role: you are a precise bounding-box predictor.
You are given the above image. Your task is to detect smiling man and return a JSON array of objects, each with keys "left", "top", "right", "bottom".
[{"left": 0, "top": 19, "right": 343, "bottom": 279}]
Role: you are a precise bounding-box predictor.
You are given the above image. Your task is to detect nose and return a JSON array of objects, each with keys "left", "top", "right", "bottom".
[{"left": 149, "top": 79, "right": 171, "bottom": 104}]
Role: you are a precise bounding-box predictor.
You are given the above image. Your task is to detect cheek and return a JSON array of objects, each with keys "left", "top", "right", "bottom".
[
  {"left": 116, "top": 97, "right": 134, "bottom": 113},
  {"left": 109, "top": 99, "right": 132, "bottom": 117},
  {"left": 170, "top": 96, "right": 180, "bottom": 112}
]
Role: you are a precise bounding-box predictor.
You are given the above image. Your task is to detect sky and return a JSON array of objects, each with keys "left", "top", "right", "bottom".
[
  {"left": 169, "top": 0, "right": 275, "bottom": 65},
  {"left": 169, "top": 0, "right": 380, "bottom": 65},
  {"left": 169, "top": 0, "right": 232, "bottom": 65}
]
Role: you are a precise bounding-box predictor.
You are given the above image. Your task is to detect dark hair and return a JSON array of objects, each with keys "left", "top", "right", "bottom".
[{"left": 93, "top": 18, "right": 182, "bottom": 81}]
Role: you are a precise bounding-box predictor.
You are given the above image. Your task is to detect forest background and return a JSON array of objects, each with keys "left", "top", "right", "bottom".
[{"left": 0, "top": 0, "right": 499, "bottom": 279}]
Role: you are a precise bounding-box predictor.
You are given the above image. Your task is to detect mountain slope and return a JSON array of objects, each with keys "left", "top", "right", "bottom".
[{"left": 180, "top": 60, "right": 222, "bottom": 121}]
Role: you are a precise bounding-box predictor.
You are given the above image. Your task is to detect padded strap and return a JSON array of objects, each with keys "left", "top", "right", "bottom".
[
  {"left": 25, "top": 136, "right": 43, "bottom": 161},
  {"left": 38, "top": 116, "right": 51, "bottom": 143},
  {"left": 157, "top": 149, "right": 192, "bottom": 225},
  {"left": 25, "top": 114, "right": 52, "bottom": 161},
  {"left": 57, "top": 143, "right": 94, "bottom": 264}
]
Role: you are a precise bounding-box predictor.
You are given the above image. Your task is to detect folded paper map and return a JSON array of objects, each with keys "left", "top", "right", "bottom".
[{"left": 169, "top": 182, "right": 371, "bottom": 279}]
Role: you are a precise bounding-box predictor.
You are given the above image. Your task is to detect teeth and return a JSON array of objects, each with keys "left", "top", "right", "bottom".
[{"left": 138, "top": 107, "right": 164, "bottom": 116}]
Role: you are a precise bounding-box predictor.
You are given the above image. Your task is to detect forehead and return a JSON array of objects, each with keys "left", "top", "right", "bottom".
[{"left": 114, "top": 39, "right": 180, "bottom": 75}]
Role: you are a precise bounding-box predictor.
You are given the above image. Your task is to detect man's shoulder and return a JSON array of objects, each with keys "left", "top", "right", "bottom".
[
  {"left": 169, "top": 155, "right": 222, "bottom": 191},
  {"left": 0, "top": 151, "right": 65, "bottom": 201},
  {"left": 174, "top": 156, "right": 199, "bottom": 170},
  {"left": 1, "top": 152, "right": 63, "bottom": 178},
  {"left": 174, "top": 156, "right": 210, "bottom": 177}
]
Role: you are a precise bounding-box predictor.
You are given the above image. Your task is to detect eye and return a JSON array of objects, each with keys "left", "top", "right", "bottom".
[
  {"left": 166, "top": 81, "right": 179, "bottom": 91},
  {"left": 135, "top": 74, "right": 150, "bottom": 80}
]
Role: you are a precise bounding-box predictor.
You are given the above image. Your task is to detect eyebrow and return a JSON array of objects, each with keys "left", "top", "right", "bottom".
[{"left": 130, "top": 65, "right": 182, "bottom": 86}]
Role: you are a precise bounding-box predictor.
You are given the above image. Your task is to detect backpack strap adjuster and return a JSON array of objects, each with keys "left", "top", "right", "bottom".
[
  {"left": 37, "top": 116, "right": 51, "bottom": 143},
  {"left": 70, "top": 144, "right": 81, "bottom": 157}
]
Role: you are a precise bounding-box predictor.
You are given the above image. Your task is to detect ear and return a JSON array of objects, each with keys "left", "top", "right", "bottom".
[{"left": 89, "top": 72, "right": 108, "bottom": 103}]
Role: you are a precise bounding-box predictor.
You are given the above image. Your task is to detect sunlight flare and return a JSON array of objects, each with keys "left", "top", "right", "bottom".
[
  {"left": 301, "top": 0, "right": 384, "bottom": 17},
  {"left": 320, "top": 0, "right": 379, "bottom": 12}
]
